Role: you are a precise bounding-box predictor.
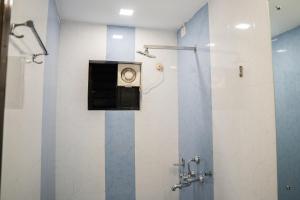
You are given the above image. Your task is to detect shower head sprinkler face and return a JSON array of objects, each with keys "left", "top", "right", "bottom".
[{"left": 136, "top": 48, "right": 156, "bottom": 59}]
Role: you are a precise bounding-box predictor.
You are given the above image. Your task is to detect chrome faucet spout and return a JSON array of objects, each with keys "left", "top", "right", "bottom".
[
  {"left": 171, "top": 184, "right": 182, "bottom": 191},
  {"left": 171, "top": 175, "right": 207, "bottom": 191},
  {"left": 171, "top": 182, "right": 191, "bottom": 191}
]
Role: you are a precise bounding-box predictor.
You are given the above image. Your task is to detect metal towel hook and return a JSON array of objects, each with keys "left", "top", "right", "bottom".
[
  {"left": 10, "top": 23, "right": 25, "bottom": 38},
  {"left": 32, "top": 53, "right": 44, "bottom": 64}
]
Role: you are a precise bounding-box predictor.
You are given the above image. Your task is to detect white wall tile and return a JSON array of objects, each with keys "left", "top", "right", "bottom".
[
  {"left": 135, "top": 28, "right": 179, "bottom": 200},
  {"left": 1, "top": 0, "right": 50, "bottom": 199},
  {"left": 208, "top": 0, "right": 278, "bottom": 199},
  {"left": 55, "top": 21, "right": 106, "bottom": 200}
]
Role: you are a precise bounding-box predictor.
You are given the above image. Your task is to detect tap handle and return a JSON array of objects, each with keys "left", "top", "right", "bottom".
[
  {"left": 173, "top": 158, "right": 185, "bottom": 167},
  {"left": 193, "top": 156, "right": 201, "bottom": 164},
  {"left": 204, "top": 171, "right": 213, "bottom": 177}
]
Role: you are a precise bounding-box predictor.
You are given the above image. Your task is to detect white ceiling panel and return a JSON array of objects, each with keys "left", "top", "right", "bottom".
[{"left": 56, "top": 0, "right": 207, "bottom": 30}]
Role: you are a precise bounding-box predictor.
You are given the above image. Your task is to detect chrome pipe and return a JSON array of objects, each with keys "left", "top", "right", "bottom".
[
  {"left": 144, "top": 45, "right": 196, "bottom": 52},
  {"left": 171, "top": 182, "right": 191, "bottom": 191},
  {"left": 24, "top": 20, "right": 48, "bottom": 55},
  {"left": 171, "top": 175, "right": 204, "bottom": 191}
]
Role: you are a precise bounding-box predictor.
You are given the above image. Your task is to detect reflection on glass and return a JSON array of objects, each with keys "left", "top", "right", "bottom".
[{"left": 270, "top": 0, "right": 300, "bottom": 199}]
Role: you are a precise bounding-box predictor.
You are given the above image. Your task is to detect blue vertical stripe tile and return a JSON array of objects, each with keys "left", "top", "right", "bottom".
[
  {"left": 105, "top": 25, "right": 136, "bottom": 200},
  {"left": 272, "top": 26, "right": 300, "bottom": 200},
  {"left": 177, "top": 4, "right": 214, "bottom": 200}
]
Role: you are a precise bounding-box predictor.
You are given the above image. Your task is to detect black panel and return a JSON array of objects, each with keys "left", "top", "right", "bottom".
[
  {"left": 88, "top": 61, "right": 140, "bottom": 110},
  {"left": 116, "top": 87, "right": 140, "bottom": 110}
]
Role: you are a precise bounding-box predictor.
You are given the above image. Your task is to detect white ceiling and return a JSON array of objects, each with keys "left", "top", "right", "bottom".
[
  {"left": 55, "top": 0, "right": 300, "bottom": 35},
  {"left": 55, "top": 0, "right": 207, "bottom": 30},
  {"left": 269, "top": 0, "right": 300, "bottom": 36}
]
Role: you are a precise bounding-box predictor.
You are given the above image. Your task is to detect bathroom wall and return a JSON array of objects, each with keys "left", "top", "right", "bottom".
[
  {"left": 209, "top": 0, "right": 278, "bottom": 199},
  {"left": 56, "top": 21, "right": 107, "bottom": 200},
  {"left": 1, "top": 0, "right": 53, "bottom": 199},
  {"left": 0, "top": 2, "right": 279, "bottom": 200},
  {"left": 272, "top": 26, "right": 300, "bottom": 200},
  {"left": 177, "top": 4, "right": 213, "bottom": 200},
  {"left": 135, "top": 28, "right": 178, "bottom": 200},
  {"left": 41, "top": 0, "right": 61, "bottom": 199},
  {"left": 56, "top": 21, "right": 179, "bottom": 200}
]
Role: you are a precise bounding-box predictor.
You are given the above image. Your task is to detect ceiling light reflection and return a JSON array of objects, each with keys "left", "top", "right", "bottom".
[
  {"left": 112, "top": 34, "right": 124, "bottom": 39},
  {"left": 276, "top": 49, "right": 287, "bottom": 53},
  {"left": 119, "top": 9, "right": 134, "bottom": 16},
  {"left": 235, "top": 23, "right": 251, "bottom": 30}
]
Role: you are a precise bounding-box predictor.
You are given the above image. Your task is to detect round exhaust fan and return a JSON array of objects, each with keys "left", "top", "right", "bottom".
[
  {"left": 117, "top": 64, "right": 141, "bottom": 87},
  {"left": 121, "top": 68, "right": 137, "bottom": 83}
]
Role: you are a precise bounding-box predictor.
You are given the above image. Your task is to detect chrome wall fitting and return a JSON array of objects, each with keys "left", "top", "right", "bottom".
[
  {"left": 171, "top": 156, "right": 213, "bottom": 191},
  {"left": 173, "top": 157, "right": 185, "bottom": 167},
  {"left": 187, "top": 156, "right": 201, "bottom": 177},
  {"left": 10, "top": 20, "right": 48, "bottom": 64},
  {"left": 137, "top": 45, "right": 197, "bottom": 59}
]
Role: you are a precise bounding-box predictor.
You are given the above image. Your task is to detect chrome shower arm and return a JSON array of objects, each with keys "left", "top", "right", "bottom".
[
  {"left": 137, "top": 45, "right": 197, "bottom": 59},
  {"left": 144, "top": 45, "right": 196, "bottom": 52}
]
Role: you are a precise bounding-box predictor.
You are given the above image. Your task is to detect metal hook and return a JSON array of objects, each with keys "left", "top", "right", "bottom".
[
  {"left": 10, "top": 23, "right": 25, "bottom": 38},
  {"left": 32, "top": 54, "right": 44, "bottom": 64}
]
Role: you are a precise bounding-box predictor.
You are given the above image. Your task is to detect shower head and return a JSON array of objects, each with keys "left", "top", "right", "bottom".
[{"left": 136, "top": 48, "right": 156, "bottom": 59}]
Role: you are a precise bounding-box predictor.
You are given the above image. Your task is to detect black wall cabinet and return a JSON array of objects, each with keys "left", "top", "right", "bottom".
[{"left": 88, "top": 61, "right": 141, "bottom": 110}]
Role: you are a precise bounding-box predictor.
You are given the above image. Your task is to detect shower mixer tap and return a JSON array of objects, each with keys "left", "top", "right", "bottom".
[
  {"left": 171, "top": 155, "right": 212, "bottom": 191},
  {"left": 171, "top": 175, "right": 205, "bottom": 191},
  {"left": 171, "top": 171, "right": 214, "bottom": 191}
]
